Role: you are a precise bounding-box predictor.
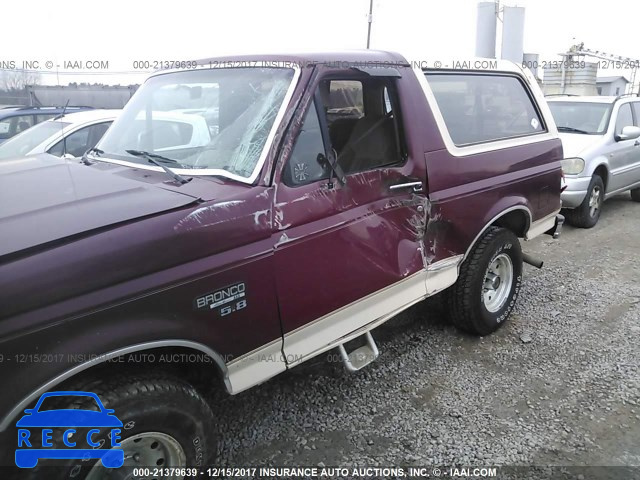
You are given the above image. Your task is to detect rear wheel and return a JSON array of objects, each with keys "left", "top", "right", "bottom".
[
  {"left": 26, "top": 373, "right": 216, "bottom": 480},
  {"left": 564, "top": 175, "right": 604, "bottom": 228},
  {"left": 631, "top": 187, "right": 640, "bottom": 202},
  {"left": 447, "top": 226, "right": 523, "bottom": 336}
]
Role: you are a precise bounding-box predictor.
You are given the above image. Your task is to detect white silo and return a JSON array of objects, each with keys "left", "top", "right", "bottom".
[
  {"left": 475, "top": 2, "right": 497, "bottom": 58},
  {"left": 542, "top": 62, "right": 598, "bottom": 96},
  {"left": 501, "top": 6, "right": 525, "bottom": 64}
]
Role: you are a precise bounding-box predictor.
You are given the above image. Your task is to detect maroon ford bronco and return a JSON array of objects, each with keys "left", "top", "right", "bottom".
[{"left": 0, "top": 51, "right": 563, "bottom": 474}]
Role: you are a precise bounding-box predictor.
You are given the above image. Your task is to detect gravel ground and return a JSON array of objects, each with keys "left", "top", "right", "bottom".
[{"left": 211, "top": 193, "right": 640, "bottom": 470}]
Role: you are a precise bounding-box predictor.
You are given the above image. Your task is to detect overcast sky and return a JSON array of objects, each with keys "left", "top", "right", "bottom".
[{"left": 2, "top": 0, "right": 639, "bottom": 85}]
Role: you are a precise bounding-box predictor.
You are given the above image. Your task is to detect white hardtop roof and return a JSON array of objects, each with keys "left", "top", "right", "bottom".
[
  {"left": 424, "top": 57, "right": 527, "bottom": 74},
  {"left": 145, "top": 51, "right": 529, "bottom": 79}
]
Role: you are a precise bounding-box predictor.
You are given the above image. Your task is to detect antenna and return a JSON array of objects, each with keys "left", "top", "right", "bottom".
[
  {"left": 61, "top": 100, "right": 69, "bottom": 157},
  {"left": 366, "top": 0, "right": 374, "bottom": 49}
]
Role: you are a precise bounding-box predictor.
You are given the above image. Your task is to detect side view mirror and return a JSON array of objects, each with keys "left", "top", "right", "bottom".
[
  {"left": 616, "top": 125, "right": 640, "bottom": 141},
  {"left": 62, "top": 153, "right": 76, "bottom": 160}
]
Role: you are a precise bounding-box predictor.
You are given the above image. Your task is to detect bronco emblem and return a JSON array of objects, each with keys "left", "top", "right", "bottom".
[{"left": 194, "top": 282, "right": 247, "bottom": 317}]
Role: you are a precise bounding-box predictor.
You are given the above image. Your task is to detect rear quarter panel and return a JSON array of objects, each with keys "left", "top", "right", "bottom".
[
  {"left": 424, "top": 140, "right": 563, "bottom": 262},
  {"left": 412, "top": 66, "right": 563, "bottom": 263}
]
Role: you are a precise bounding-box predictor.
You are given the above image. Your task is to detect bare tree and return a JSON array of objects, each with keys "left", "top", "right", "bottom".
[{"left": 0, "top": 70, "right": 41, "bottom": 91}]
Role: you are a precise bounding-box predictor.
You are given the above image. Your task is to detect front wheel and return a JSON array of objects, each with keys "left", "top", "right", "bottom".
[
  {"left": 447, "top": 226, "right": 523, "bottom": 336},
  {"left": 631, "top": 187, "right": 640, "bottom": 202},
  {"left": 564, "top": 175, "right": 604, "bottom": 228},
  {"left": 26, "top": 373, "right": 217, "bottom": 480}
]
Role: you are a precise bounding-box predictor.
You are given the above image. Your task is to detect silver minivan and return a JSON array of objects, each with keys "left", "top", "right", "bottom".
[{"left": 547, "top": 95, "right": 640, "bottom": 227}]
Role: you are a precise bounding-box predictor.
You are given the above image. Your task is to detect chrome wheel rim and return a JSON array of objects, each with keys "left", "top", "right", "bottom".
[
  {"left": 86, "top": 432, "right": 186, "bottom": 480},
  {"left": 588, "top": 186, "right": 601, "bottom": 217},
  {"left": 483, "top": 253, "right": 513, "bottom": 313}
]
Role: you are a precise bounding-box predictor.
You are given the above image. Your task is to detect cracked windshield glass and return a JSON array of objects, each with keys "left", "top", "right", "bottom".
[{"left": 96, "top": 67, "right": 295, "bottom": 179}]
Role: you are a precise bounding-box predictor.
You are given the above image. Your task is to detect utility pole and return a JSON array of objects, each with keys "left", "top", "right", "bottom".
[{"left": 366, "top": 0, "right": 374, "bottom": 49}]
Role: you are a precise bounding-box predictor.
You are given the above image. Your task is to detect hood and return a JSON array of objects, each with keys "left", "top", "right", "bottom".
[
  {"left": 558, "top": 133, "right": 604, "bottom": 158},
  {"left": 0, "top": 155, "right": 200, "bottom": 259}
]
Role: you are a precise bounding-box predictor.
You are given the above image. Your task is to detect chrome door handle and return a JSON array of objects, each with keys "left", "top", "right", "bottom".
[{"left": 390, "top": 181, "right": 423, "bottom": 193}]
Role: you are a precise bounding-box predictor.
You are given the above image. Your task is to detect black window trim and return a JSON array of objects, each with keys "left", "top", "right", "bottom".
[
  {"left": 382, "top": 80, "right": 409, "bottom": 164},
  {"left": 313, "top": 89, "right": 333, "bottom": 159}
]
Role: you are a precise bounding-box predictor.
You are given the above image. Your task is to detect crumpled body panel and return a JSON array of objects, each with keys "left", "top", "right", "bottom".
[{"left": 273, "top": 168, "right": 429, "bottom": 336}]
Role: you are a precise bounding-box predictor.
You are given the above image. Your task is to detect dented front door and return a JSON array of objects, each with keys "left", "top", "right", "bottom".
[{"left": 272, "top": 76, "right": 429, "bottom": 365}]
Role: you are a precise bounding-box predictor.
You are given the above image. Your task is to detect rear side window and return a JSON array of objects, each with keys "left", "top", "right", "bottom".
[
  {"left": 426, "top": 73, "right": 545, "bottom": 146},
  {"left": 13, "top": 115, "right": 35, "bottom": 133},
  {"left": 37, "top": 114, "right": 58, "bottom": 123},
  {"left": 0, "top": 114, "right": 36, "bottom": 140},
  {"left": 0, "top": 119, "right": 11, "bottom": 136}
]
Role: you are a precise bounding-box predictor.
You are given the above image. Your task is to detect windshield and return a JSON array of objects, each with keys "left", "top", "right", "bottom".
[
  {"left": 96, "top": 67, "right": 296, "bottom": 182},
  {"left": 0, "top": 120, "right": 70, "bottom": 160},
  {"left": 547, "top": 101, "right": 613, "bottom": 134}
]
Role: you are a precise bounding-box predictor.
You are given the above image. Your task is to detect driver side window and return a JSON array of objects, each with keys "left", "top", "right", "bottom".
[
  {"left": 48, "top": 122, "right": 112, "bottom": 157},
  {"left": 322, "top": 78, "right": 404, "bottom": 175},
  {"left": 48, "top": 127, "right": 91, "bottom": 157},
  {"left": 615, "top": 104, "right": 633, "bottom": 136},
  {"left": 283, "top": 77, "right": 406, "bottom": 187}
]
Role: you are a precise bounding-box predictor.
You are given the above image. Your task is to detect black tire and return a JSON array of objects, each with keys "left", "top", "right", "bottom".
[
  {"left": 446, "top": 226, "right": 523, "bottom": 336},
  {"left": 25, "top": 373, "right": 216, "bottom": 479},
  {"left": 631, "top": 188, "right": 640, "bottom": 202},
  {"left": 563, "top": 175, "right": 604, "bottom": 228}
]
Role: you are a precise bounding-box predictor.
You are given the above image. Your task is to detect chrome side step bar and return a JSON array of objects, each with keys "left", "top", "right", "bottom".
[{"left": 337, "top": 331, "right": 379, "bottom": 372}]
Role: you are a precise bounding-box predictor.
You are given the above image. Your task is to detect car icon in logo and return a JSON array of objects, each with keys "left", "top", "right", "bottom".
[{"left": 15, "top": 391, "right": 124, "bottom": 469}]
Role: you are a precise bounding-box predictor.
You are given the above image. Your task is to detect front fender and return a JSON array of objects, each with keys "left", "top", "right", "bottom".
[
  {"left": 0, "top": 330, "right": 229, "bottom": 432},
  {"left": 583, "top": 156, "right": 610, "bottom": 179}
]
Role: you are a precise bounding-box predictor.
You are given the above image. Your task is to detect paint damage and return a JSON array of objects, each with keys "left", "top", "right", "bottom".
[
  {"left": 384, "top": 193, "right": 435, "bottom": 270},
  {"left": 174, "top": 200, "right": 246, "bottom": 231}
]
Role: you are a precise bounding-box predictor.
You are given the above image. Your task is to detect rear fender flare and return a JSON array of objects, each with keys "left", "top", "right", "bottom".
[{"left": 463, "top": 203, "right": 532, "bottom": 262}]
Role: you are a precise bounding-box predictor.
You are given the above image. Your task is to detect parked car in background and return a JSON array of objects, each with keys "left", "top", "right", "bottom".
[
  {"left": 0, "top": 105, "right": 93, "bottom": 144},
  {"left": 0, "top": 109, "right": 119, "bottom": 160},
  {"left": 132, "top": 110, "right": 213, "bottom": 153},
  {"left": 0, "top": 52, "right": 563, "bottom": 472},
  {"left": 547, "top": 95, "right": 640, "bottom": 227}
]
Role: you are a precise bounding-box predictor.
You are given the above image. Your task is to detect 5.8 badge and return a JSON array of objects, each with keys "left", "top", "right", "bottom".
[{"left": 194, "top": 282, "right": 247, "bottom": 317}]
